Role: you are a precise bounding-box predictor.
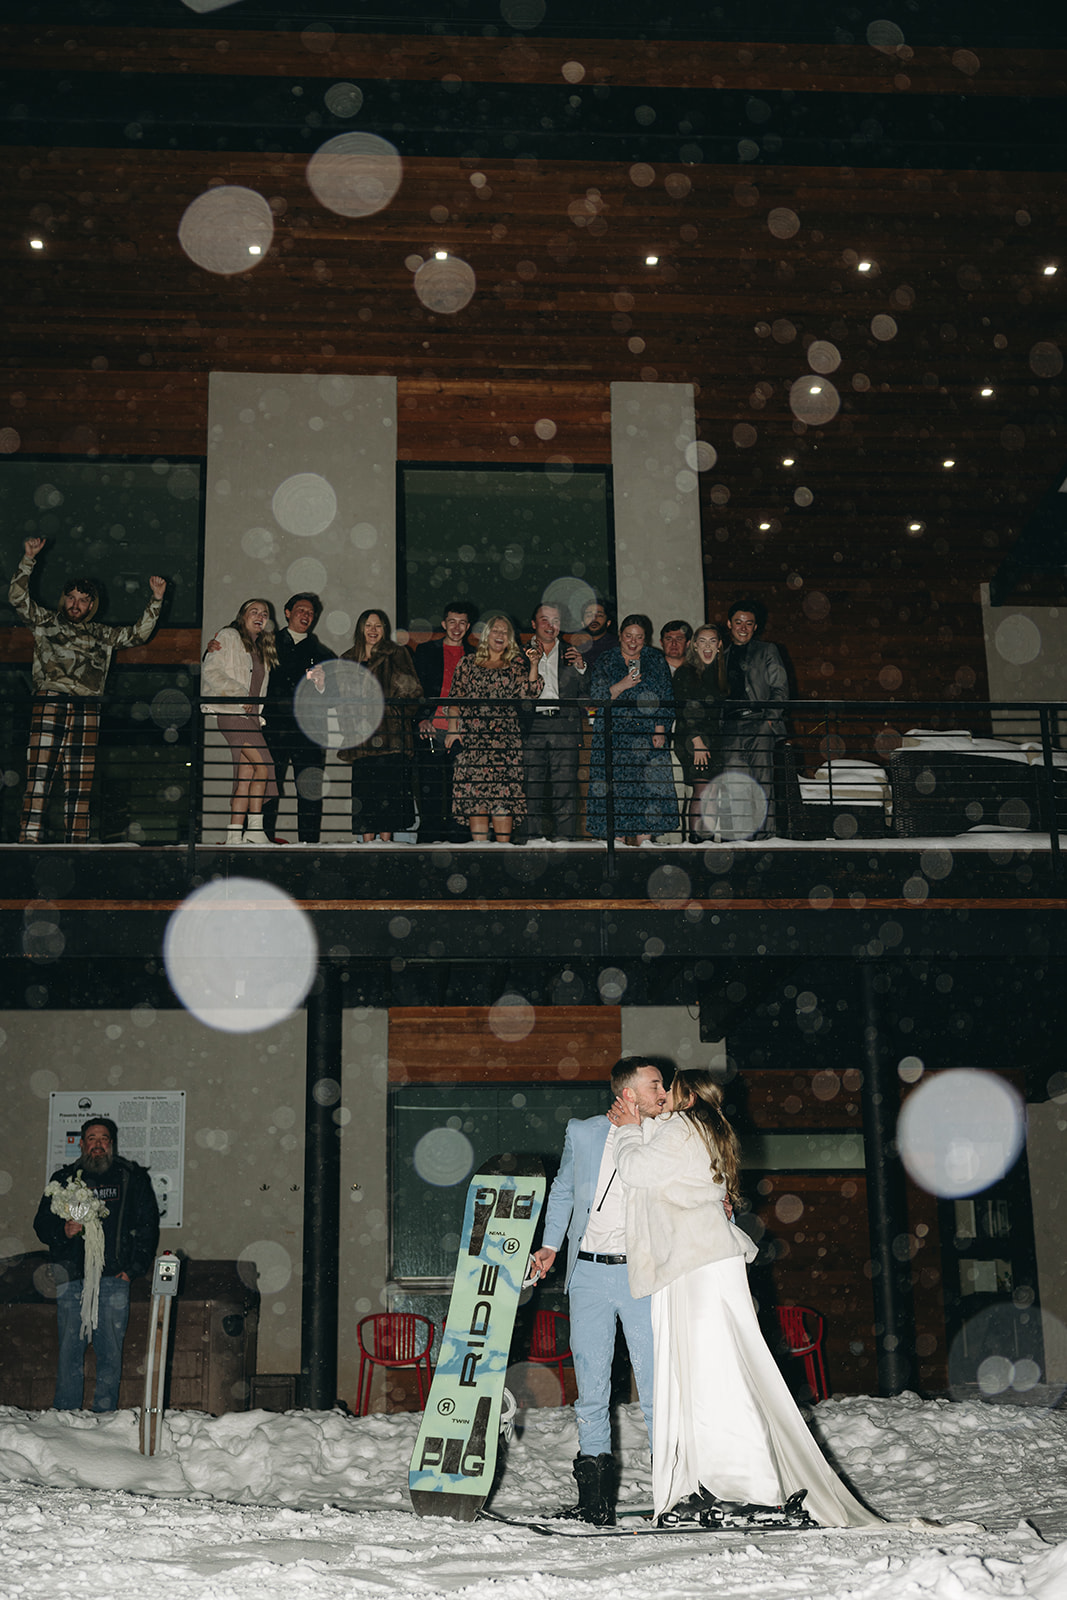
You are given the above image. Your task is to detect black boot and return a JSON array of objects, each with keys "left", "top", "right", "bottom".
[{"left": 556, "top": 1453, "right": 617, "bottom": 1526}]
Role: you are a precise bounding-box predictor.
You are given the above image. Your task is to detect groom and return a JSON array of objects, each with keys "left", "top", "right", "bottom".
[{"left": 530, "top": 1057, "right": 668, "bottom": 1524}]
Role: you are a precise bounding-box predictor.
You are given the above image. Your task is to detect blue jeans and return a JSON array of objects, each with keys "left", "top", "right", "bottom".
[
  {"left": 568, "top": 1258, "right": 654, "bottom": 1455},
  {"left": 54, "top": 1276, "right": 131, "bottom": 1411}
]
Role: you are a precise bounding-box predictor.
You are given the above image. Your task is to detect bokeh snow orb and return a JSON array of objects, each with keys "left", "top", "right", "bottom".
[
  {"left": 163, "top": 878, "right": 316, "bottom": 1034},
  {"left": 867, "top": 19, "right": 905, "bottom": 47},
  {"left": 701, "top": 770, "right": 769, "bottom": 841},
  {"left": 272, "top": 473, "right": 337, "bottom": 537},
  {"left": 994, "top": 614, "right": 1041, "bottom": 665},
  {"left": 807, "top": 340, "right": 842, "bottom": 373},
  {"left": 286, "top": 556, "right": 328, "bottom": 595},
  {"left": 501, "top": 0, "right": 546, "bottom": 26},
  {"left": 307, "top": 133, "right": 402, "bottom": 218},
  {"left": 948, "top": 1304, "right": 1065, "bottom": 1418},
  {"left": 414, "top": 256, "right": 476, "bottom": 314},
  {"left": 178, "top": 187, "right": 273, "bottom": 275},
  {"left": 325, "top": 82, "right": 364, "bottom": 119},
  {"left": 506, "top": 1361, "right": 568, "bottom": 1409},
  {"left": 767, "top": 207, "right": 800, "bottom": 238},
  {"left": 789, "top": 378, "right": 841, "bottom": 426},
  {"left": 1028, "top": 342, "right": 1063, "bottom": 378},
  {"left": 237, "top": 1240, "right": 293, "bottom": 1293},
  {"left": 685, "top": 440, "right": 717, "bottom": 472},
  {"left": 414, "top": 1127, "right": 475, "bottom": 1187},
  {"left": 488, "top": 993, "right": 536, "bottom": 1042},
  {"left": 293, "top": 658, "right": 384, "bottom": 750},
  {"left": 897, "top": 1070, "right": 1025, "bottom": 1198},
  {"left": 540, "top": 576, "right": 596, "bottom": 632}
]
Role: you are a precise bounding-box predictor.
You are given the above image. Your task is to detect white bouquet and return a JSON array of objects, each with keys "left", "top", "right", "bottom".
[{"left": 45, "top": 1170, "right": 110, "bottom": 1338}]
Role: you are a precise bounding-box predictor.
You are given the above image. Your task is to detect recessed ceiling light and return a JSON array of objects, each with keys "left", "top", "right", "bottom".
[
  {"left": 857, "top": 260, "right": 872, "bottom": 272},
  {"left": 808, "top": 384, "right": 821, "bottom": 394},
  {"left": 909, "top": 522, "right": 924, "bottom": 532},
  {"left": 980, "top": 387, "right": 994, "bottom": 397},
  {"left": 781, "top": 457, "right": 795, "bottom": 466},
  {"left": 29, "top": 238, "right": 44, "bottom": 250},
  {"left": 247, "top": 244, "right": 262, "bottom": 255},
  {"left": 435, "top": 250, "right": 448, "bottom": 260},
  {"left": 1043, "top": 264, "right": 1058, "bottom": 276},
  {"left": 942, "top": 458, "right": 955, "bottom": 469},
  {"left": 645, "top": 254, "right": 659, "bottom": 266},
  {"left": 758, "top": 521, "right": 771, "bottom": 531}
]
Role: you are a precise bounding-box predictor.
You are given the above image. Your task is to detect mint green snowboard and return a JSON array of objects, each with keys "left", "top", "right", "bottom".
[{"left": 409, "top": 1154, "right": 545, "bottom": 1521}]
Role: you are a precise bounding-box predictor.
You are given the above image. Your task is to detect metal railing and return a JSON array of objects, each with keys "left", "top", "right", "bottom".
[{"left": 3, "top": 683, "right": 1065, "bottom": 876}]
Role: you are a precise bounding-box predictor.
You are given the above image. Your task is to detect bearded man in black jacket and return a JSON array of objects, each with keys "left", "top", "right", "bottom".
[{"left": 34, "top": 1117, "right": 159, "bottom": 1412}]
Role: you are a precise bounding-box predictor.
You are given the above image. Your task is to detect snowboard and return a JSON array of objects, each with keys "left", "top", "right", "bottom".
[{"left": 409, "top": 1153, "right": 546, "bottom": 1521}]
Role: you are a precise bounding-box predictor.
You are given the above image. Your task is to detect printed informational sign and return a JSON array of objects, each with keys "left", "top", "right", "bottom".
[{"left": 46, "top": 1091, "right": 185, "bottom": 1228}]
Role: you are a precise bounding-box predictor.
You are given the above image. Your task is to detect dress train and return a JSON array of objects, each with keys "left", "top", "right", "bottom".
[{"left": 650, "top": 1254, "right": 880, "bottom": 1528}]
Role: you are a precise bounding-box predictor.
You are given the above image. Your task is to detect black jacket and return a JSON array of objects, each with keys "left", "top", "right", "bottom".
[
  {"left": 264, "top": 629, "right": 337, "bottom": 734},
  {"left": 413, "top": 635, "right": 476, "bottom": 721},
  {"left": 34, "top": 1156, "right": 160, "bottom": 1281}
]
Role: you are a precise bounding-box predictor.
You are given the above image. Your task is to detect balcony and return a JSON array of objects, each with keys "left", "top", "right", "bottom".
[{"left": 2, "top": 689, "right": 1064, "bottom": 1036}]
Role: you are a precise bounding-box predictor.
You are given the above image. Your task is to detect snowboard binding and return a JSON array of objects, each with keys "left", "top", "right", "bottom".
[{"left": 657, "top": 1488, "right": 818, "bottom": 1532}]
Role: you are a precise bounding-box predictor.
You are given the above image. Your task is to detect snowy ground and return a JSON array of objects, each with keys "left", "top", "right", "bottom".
[{"left": 2, "top": 1393, "right": 1066, "bottom": 1600}]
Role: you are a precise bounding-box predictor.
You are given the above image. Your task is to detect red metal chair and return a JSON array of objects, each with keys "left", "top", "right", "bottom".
[
  {"left": 775, "top": 1305, "right": 829, "bottom": 1401},
  {"left": 527, "top": 1308, "right": 572, "bottom": 1404},
  {"left": 355, "top": 1312, "right": 435, "bottom": 1416}
]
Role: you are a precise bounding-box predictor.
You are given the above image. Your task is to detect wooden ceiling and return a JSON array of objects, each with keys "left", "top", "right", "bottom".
[{"left": 2, "top": 13, "right": 1066, "bottom": 700}]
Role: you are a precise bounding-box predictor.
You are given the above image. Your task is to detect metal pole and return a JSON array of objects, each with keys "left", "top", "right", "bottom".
[
  {"left": 858, "top": 964, "right": 916, "bottom": 1395},
  {"left": 604, "top": 701, "right": 615, "bottom": 874},
  {"left": 301, "top": 959, "right": 343, "bottom": 1409},
  {"left": 1037, "top": 705, "right": 1062, "bottom": 879},
  {"left": 140, "top": 1252, "right": 180, "bottom": 1454}
]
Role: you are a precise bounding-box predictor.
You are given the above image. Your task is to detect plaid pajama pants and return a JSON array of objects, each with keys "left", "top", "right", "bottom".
[{"left": 20, "top": 697, "right": 101, "bottom": 843}]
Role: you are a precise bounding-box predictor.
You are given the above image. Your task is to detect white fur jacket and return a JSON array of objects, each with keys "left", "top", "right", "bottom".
[
  {"left": 614, "top": 1112, "right": 758, "bottom": 1299},
  {"left": 201, "top": 627, "right": 270, "bottom": 723}
]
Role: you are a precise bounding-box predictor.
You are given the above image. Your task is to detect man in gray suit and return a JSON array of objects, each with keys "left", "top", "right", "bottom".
[
  {"left": 529, "top": 1057, "right": 668, "bottom": 1524},
  {"left": 721, "top": 597, "right": 789, "bottom": 838},
  {"left": 521, "top": 601, "right": 588, "bottom": 842}
]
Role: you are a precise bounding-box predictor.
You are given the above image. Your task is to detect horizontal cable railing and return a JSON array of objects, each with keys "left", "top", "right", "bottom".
[{"left": 2, "top": 681, "right": 1065, "bottom": 874}]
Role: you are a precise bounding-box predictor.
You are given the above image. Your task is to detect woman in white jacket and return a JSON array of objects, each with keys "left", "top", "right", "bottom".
[
  {"left": 611, "top": 1070, "right": 880, "bottom": 1530},
  {"left": 202, "top": 598, "right": 279, "bottom": 845}
]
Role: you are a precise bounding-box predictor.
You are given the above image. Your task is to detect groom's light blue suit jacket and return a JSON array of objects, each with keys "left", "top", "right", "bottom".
[{"left": 541, "top": 1114, "right": 612, "bottom": 1291}]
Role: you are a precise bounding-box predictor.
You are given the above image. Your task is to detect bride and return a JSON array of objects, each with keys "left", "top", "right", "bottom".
[{"left": 609, "top": 1069, "right": 881, "bottom": 1529}]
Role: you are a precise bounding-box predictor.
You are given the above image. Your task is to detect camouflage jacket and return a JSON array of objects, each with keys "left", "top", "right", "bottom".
[{"left": 9, "top": 555, "right": 163, "bottom": 696}]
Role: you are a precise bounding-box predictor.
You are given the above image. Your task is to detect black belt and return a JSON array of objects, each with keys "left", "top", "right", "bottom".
[
  {"left": 534, "top": 707, "right": 561, "bottom": 716},
  {"left": 577, "top": 1250, "right": 627, "bottom": 1265}
]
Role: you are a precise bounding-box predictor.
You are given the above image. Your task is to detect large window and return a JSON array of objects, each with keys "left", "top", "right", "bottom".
[
  {"left": 1, "top": 457, "right": 203, "bottom": 844},
  {"left": 391, "top": 1081, "right": 608, "bottom": 1282},
  {"left": 0, "top": 457, "right": 203, "bottom": 629},
  {"left": 399, "top": 464, "right": 614, "bottom": 633}
]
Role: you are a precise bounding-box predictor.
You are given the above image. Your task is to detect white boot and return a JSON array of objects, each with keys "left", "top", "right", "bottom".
[
  {"left": 225, "top": 824, "right": 244, "bottom": 847},
  {"left": 245, "top": 814, "right": 265, "bottom": 844}
]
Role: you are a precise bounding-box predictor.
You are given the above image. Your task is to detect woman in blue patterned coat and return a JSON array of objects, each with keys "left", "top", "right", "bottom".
[{"left": 586, "top": 613, "right": 678, "bottom": 844}]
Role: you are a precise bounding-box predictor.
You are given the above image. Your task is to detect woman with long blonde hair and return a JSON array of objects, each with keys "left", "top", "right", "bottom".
[
  {"left": 445, "top": 613, "right": 542, "bottom": 843},
  {"left": 202, "top": 598, "right": 279, "bottom": 846},
  {"left": 610, "top": 1068, "right": 880, "bottom": 1530}
]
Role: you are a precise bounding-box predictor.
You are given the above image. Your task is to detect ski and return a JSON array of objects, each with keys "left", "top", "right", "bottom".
[{"left": 409, "top": 1154, "right": 545, "bottom": 1522}]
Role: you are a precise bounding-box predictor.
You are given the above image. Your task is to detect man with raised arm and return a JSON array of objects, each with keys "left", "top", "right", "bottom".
[{"left": 9, "top": 537, "right": 166, "bottom": 842}]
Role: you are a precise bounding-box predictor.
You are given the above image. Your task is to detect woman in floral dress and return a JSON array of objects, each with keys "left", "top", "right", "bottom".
[{"left": 445, "top": 614, "right": 541, "bottom": 843}]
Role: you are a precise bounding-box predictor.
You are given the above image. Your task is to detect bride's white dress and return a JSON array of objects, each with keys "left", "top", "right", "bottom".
[{"left": 651, "top": 1254, "right": 880, "bottom": 1527}]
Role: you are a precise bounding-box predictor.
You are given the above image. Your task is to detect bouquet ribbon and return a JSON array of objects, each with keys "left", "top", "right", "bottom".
[{"left": 46, "top": 1171, "right": 110, "bottom": 1339}]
